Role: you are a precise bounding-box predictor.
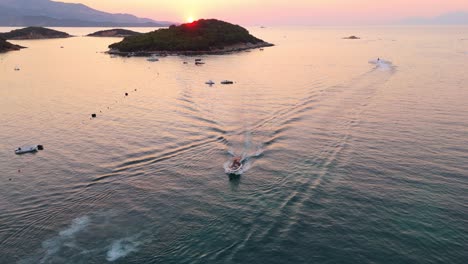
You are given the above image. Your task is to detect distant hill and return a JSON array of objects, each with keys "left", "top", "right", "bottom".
[
  {"left": 0, "top": 0, "right": 173, "bottom": 27},
  {"left": 0, "top": 38, "right": 25, "bottom": 52},
  {"left": 399, "top": 11, "right": 468, "bottom": 25},
  {"left": 109, "top": 19, "right": 273, "bottom": 55},
  {"left": 88, "top": 29, "right": 142, "bottom": 37},
  {"left": 0, "top": 27, "right": 71, "bottom": 40}
]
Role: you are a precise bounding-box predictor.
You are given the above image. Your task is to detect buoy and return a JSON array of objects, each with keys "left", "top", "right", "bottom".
[
  {"left": 91, "top": 114, "right": 97, "bottom": 118},
  {"left": 134, "top": 89, "right": 137, "bottom": 91},
  {"left": 125, "top": 93, "right": 128, "bottom": 96}
]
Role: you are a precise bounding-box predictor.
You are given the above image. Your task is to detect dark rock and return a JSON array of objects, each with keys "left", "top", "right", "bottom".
[{"left": 343, "top": 35, "right": 360, "bottom": 40}]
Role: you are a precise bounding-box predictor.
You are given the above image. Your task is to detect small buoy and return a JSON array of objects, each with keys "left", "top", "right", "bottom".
[
  {"left": 91, "top": 113, "right": 97, "bottom": 118},
  {"left": 37, "top": 145, "right": 44, "bottom": 150},
  {"left": 18, "top": 169, "right": 20, "bottom": 173},
  {"left": 9, "top": 178, "right": 11, "bottom": 181},
  {"left": 125, "top": 93, "right": 128, "bottom": 96},
  {"left": 134, "top": 89, "right": 137, "bottom": 91}
]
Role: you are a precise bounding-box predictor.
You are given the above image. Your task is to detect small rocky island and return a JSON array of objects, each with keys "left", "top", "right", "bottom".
[
  {"left": 343, "top": 35, "right": 360, "bottom": 40},
  {"left": 0, "top": 38, "right": 25, "bottom": 52},
  {"left": 0, "top": 27, "right": 71, "bottom": 40},
  {"left": 108, "top": 19, "right": 273, "bottom": 56},
  {"left": 87, "top": 29, "right": 142, "bottom": 37}
]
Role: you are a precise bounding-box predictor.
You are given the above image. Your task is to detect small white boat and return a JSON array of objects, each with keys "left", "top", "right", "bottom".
[
  {"left": 15, "top": 145, "right": 38, "bottom": 155},
  {"left": 147, "top": 56, "right": 159, "bottom": 62},
  {"left": 205, "top": 80, "right": 215, "bottom": 85},
  {"left": 221, "top": 80, "right": 234, "bottom": 84}
]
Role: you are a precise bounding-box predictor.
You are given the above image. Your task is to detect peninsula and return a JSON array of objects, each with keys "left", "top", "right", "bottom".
[
  {"left": 0, "top": 27, "right": 71, "bottom": 40},
  {"left": 108, "top": 19, "right": 273, "bottom": 55},
  {"left": 87, "top": 29, "right": 142, "bottom": 37},
  {"left": 0, "top": 38, "right": 25, "bottom": 52}
]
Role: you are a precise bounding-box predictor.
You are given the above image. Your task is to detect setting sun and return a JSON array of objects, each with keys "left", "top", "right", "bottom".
[{"left": 187, "top": 16, "right": 195, "bottom": 23}]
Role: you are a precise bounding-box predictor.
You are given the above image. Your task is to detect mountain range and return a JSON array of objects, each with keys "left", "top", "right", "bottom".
[
  {"left": 399, "top": 11, "right": 468, "bottom": 25},
  {"left": 0, "top": 0, "right": 173, "bottom": 27}
]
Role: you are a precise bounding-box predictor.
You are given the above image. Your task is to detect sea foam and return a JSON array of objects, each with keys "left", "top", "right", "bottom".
[
  {"left": 106, "top": 235, "right": 142, "bottom": 262},
  {"left": 39, "top": 216, "right": 90, "bottom": 263}
]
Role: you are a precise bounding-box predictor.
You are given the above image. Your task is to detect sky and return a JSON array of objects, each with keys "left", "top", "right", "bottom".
[{"left": 60, "top": 0, "right": 468, "bottom": 25}]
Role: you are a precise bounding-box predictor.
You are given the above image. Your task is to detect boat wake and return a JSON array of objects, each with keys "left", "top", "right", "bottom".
[
  {"left": 224, "top": 133, "right": 264, "bottom": 175},
  {"left": 368, "top": 58, "right": 395, "bottom": 71}
]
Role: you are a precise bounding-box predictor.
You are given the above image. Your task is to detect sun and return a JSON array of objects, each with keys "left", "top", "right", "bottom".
[{"left": 187, "top": 16, "right": 195, "bottom": 23}]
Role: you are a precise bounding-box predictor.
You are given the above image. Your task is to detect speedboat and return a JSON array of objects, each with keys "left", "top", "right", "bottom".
[
  {"left": 221, "top": 80, "right": 234, "bottom": 84},
  {"left": 225, "top": 157, "right": 243, "bottom": 175},
  {"left": 195, "top": 61, "right": 205, "bottom": 65},
  {"left": 205, "top": 80, "right": 215, "bottom": 85},
  {"left": 226, "top": 162, "right": 243, "bottom": 174},
  {"left": 15, "top": 145, "right": 38, "bottom": 155}
]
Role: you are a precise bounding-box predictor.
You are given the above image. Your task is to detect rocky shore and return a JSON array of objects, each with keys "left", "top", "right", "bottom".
[
  {"left": 0, "top": 38, "right": 25, "bottom": 52},
  {"left": 108, "top": 41, "right": 274, "bottom": 56}
]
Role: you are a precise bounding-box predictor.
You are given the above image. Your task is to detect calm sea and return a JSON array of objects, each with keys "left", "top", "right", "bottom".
[{"left": 0, "top": 26, "right": 467, "bottom": 264}]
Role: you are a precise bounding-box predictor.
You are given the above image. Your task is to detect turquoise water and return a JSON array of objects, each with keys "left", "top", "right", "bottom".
[{"left": 0, "top": 26, "right": 467, "bottom": 263}]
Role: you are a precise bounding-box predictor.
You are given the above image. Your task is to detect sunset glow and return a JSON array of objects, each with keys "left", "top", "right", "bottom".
[
  {"left": 187, "top": 16, "right": 195, "bottom": 23},
  {"left": 58, "top": 0, "right": 468, "bottom": 25}
]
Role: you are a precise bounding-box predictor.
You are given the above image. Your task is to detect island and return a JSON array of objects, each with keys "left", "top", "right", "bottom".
[
  {"left": 0, "top": 27, "right": 71, "bottom": 40},
  {"left": 108, "top": 19, "right": 274, "bottom": 56},
  {"left": 343, "top": 35, "right": 360, "bottom": 40},
  {"left": 0, "top": 38, "right": 25, "bottom": 52},
  {"left": 87, "top": 29, "right": 142, "bottom": 38}
]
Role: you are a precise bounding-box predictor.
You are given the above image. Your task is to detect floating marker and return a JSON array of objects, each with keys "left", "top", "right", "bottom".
[{"left": 91, "top": 114, "right": 97, "bottom": 118}]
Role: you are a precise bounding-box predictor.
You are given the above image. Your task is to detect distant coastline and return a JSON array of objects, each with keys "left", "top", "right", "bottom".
[{"left": 0, "top": 27, "right": 71, "bottom": 40}]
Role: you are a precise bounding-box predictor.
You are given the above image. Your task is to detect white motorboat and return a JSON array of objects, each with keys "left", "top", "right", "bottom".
[
  {"left": 15, "top": 145, "right": 38, "bottom": 155},
  {"left": 147, "top": 56, "right": 159, "bottom": 62}
]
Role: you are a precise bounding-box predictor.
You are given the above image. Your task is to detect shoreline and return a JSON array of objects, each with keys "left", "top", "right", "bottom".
[{"left": 107, "top": 41, "right": 274, "bottom": 56}]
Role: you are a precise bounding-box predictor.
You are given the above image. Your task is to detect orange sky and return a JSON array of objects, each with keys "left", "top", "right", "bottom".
[{"left": 60, "top": 0, "right": 468, "bottom": 25}]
